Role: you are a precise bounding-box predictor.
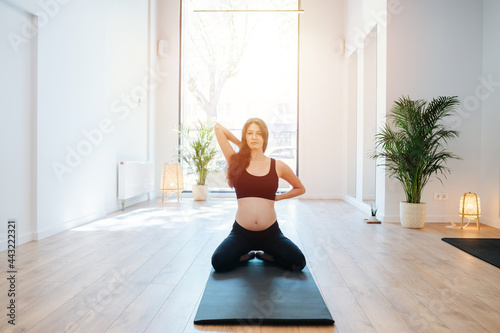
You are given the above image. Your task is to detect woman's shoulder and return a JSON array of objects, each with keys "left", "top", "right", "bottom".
[
  {"left": 272, "top": 158, "right": 283, "bottom": 165},
  {"left": 274, "top": 159, "right": 293, "bottom": 173}
]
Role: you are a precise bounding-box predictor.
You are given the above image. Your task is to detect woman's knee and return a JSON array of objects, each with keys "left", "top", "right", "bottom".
[
  {"left": 288, "top": 250, "right": 306, "bottom": 272},
  {"left": 211, "top": 252, "right": 227, "bottom": 271},
  {"left": 274, "top": 249, "right": 306, "bottom": 272},
  {"left": 290, "top": 252, "right": 306, "bottom": 272},
  {"left": 211, "top": 251, "right": 239, "bottom": 272}
]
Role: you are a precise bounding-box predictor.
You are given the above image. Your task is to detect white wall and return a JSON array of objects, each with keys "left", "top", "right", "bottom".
[
  {"left": 299, "top": 0, "right": 346, "bottom": 199},
  {"left": 362, "top": 25, "right": 377, "bottom": 203},
  {"left": 0, "top": 0, "right": 36, "bottom": 247},
  {"left": 346, "top": 51, "right": 357, "bottom": 198},
  {"left": 1, "top": 0, "right": 157, "bottom": 247},
  {"left": 481, "top": 0, "right": 500, "bottom": 228},
  {"left": 344, "top": 0, "right": 387, "bottom": 57},
  {"left": 37, "top": 0, "right": 154, "bottom": 238},
  {"left": 384, "top": 0, "right": 484, "bottom": 223},
  {"left": 344, "top": 0, "right": 387, "bottom": 213}
]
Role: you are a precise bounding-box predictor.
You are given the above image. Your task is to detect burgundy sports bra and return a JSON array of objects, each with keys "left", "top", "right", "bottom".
[{"left": 235, "top": 158, "right": 278, "bottom": 201}]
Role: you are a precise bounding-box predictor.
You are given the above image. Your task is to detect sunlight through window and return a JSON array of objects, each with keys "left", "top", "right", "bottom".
[{"left": 181, "top": 0, "right": 299, "bottom": 192}]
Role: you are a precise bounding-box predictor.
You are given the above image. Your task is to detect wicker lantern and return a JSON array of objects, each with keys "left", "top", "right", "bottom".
[
  {"left": 161, "top": 163, "right": 184, "bottom": 202},
  {"left": 459, "top": 192, "right": 481, "bottom": 229}
]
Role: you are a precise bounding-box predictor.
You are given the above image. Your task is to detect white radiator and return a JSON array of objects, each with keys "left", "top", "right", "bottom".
[{"left": 118, "top": 161, "right": 154, "bottom": 210}]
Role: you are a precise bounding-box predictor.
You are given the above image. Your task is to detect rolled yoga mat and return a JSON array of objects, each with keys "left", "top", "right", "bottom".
[{"left": 194, "top": 260, "right": 335, "bottom": 326}]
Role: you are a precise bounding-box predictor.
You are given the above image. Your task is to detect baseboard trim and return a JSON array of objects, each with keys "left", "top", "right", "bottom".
[
  {"left": 116, "top": 192, "right": 156, "bottom": 211},
  {"left": 381, "top": 214, "right": 500, "bottom": 227},
  {"left": 35, "top": 210, "right": 106, "bottom": 241},
  {"left": 0, "top": 230, "right": 36, "bottom": 252},
  {"left": 479, "top": 216, "right": 500, "bottom": 229},
  {"left": 345, "top": 196, "right": 371, "bottom": 215}
]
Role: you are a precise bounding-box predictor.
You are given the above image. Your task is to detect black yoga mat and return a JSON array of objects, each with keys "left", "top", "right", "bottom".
[
  {"left": 194, "top": 260, "right": 334, "bottom": 326},
  {"left": 442, "top": 238, "right": 500, "bottom": 269}
]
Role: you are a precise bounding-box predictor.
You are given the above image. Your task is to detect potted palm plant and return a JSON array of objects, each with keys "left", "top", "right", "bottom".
[
  {"left": 372, "top": 96, "right": 461, "bottom": 228},
  {"left": 179, "top": 120, "right": 218, "bottom": 201}
]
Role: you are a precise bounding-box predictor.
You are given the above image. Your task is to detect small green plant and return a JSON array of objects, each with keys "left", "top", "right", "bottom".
[
  {"left": 372, "top": 96, "right": 461, "bottom": 203},
  {"left": 370, "top": 203, "right": 378, "bottom": 217},
  {"left": 178, "top": 120, "right": 218, "bottom": 186}
]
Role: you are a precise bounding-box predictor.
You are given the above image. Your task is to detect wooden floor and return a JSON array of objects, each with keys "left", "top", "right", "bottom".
[{"left": 1, "top": 199, "right": 500, "bottom": 333}]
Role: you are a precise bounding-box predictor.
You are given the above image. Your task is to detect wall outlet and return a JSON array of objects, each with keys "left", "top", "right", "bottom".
[{"left": 434, "top": 192, "right": 448, "bottom": 200}]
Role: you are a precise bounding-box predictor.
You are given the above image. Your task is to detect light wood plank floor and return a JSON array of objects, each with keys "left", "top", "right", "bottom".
[{"left": 1, "top": 199, "right": 500, "bottom": 333}]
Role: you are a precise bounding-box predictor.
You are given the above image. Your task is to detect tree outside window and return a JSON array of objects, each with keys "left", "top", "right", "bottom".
[{"left": 181, "top": 0, "right": 299, "bottom": 191}]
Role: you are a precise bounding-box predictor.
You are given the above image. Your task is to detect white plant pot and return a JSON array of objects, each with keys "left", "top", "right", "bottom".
[
  {"left": 192, "top": 184, "right": 209, "bottom": 201},
  {"left": 400, "top": 201, "right": 426, "bottom": 229}
]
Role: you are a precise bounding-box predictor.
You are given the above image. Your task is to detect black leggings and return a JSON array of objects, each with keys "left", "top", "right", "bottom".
[{"left": 211, "top": 221, "right": 306, "bottom": 272}]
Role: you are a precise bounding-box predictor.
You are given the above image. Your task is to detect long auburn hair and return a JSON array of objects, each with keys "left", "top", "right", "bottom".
[{"left": 227, "top": 118, "right": 269, "bottom": 188}]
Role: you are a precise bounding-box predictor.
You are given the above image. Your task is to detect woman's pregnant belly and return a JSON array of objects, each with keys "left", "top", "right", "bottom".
[{"left": 235, "top": 197, "right": 277, "bottom": 231}]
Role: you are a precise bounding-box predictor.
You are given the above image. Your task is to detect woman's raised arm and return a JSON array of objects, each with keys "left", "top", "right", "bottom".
[{"left": 214, "top": 123, "right": 241, "bottom": 162}]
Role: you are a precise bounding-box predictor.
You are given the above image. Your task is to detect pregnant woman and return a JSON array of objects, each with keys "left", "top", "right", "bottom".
[{"left": 211, "top": 118, "right": 306, "bottom": 272}]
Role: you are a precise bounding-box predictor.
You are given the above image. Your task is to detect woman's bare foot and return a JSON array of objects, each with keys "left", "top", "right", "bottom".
[
  {"left": 255, "top": 250, "right": 275, "bottom": 262},
  {"left": 239, "top": 251, "right": 256, "bottom": 262}
]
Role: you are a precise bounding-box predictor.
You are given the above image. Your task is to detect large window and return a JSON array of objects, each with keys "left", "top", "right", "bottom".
[{"left": 181, "top": 0, "right": 299, "bottom": 191}]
